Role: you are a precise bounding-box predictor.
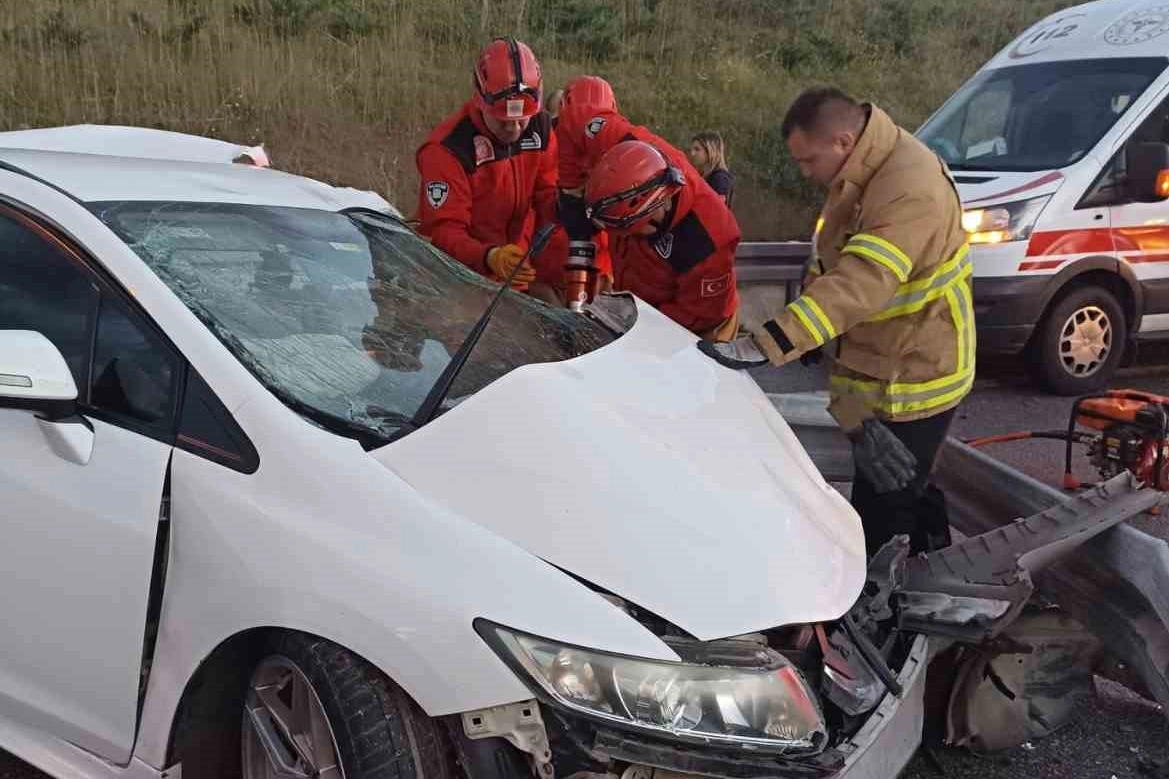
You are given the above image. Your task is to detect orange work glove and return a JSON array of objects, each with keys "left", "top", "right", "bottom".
[{"left": 487, "top": 244, "right": 536, "bottom": 289}]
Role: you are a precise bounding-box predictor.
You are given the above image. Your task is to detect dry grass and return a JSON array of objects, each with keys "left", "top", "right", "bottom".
[{"left": 0, "top": 0, "right": 1076, "bottom": 238}]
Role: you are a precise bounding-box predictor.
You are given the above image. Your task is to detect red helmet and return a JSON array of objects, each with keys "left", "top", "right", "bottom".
[
  {"left": 473, "top": 38, "right": 543, "bottom": 121},
  {"left": 585, "top": 141, "right": 685, "bottom": 230},
  {"left": 561, "top": 75, "right": 617, "bottom": 114}
]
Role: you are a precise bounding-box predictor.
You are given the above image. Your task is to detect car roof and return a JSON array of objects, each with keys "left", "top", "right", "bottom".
[
  {"left": 0, "top": 124, "right": 269, "bottom": 165},
  {"left": 986, "top": 0, "right": 1169, "bottom": 69},
  {"left": 0, "top": 131, "right": 397, "bottom": 215}
]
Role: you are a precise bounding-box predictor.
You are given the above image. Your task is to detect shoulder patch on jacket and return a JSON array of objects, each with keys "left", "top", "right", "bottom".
[
  {"left": 425, "top": 181, "right": 449, "bottom": 209},
  {"left": 585, "top": 116, "right": 606, "bottom": 139},
  {"left": 517, "top": 112, "right": 552, "bottom": 153},
  {"left": 439, "top": 116, "right": 481, "bottom": 174},
  {"left": 658, "top": 211, "right": 716, "bottom": 274},
  {"left": 473, "top": 135, "right": 496, "bottom": 166}
]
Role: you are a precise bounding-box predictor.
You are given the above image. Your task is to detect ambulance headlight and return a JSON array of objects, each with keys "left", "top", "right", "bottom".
[
  {"left": 962, "top": 196, "right": 1049, "bottom": 244},
  {"left": 478, "top": 622, "right": 827, "bottom": 754}
]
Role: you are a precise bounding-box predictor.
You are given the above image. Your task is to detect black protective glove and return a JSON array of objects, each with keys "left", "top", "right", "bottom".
[
  {"left": 800, "top": 346, "right": 823, "bottom": 366},
  {"left": 697, "top": 336, "right": 769, "bottom": 369},
  {"left": 847, "top": 418, "right": 918, "bottom": 494},
  {"left": 558, "top": 191, "right": 597, "bottom": 242}
]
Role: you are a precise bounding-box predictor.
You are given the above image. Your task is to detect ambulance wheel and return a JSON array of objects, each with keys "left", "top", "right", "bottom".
[{"left": 1028, "top": 285, "right": 1126, "bottom": 395}]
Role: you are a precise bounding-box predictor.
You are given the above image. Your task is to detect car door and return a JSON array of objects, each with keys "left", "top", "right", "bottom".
[
  {"left": 1108, "top": 90, "right": 1169, "bottom": 334},
  {"left": 0, "top": 202, "right": 178, "bottom": 764}
]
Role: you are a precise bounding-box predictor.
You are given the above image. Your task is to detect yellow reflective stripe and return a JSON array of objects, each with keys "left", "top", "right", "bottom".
[
  {"left": 788, "top": 296, "right": 835, "bottom": 345},
  {"left": 869, "top": 244, "right": 971, "bottom": 322},
  {"left": 947, "top": 280, "right": 975, "bottom": 374},
  {"left": 847, "top": 244, "right": 911, "bottom": 283},
  {"left": 845, "top": 234, "right": 913, "bottom": 282},
  {"left": 803, "top": 296, "right": 837, "bottom": 340},
  {"left": 900, "top": 244, "right": 969, "bottom": 295},
  {"left": 789, "top": 300, "right": 825, "bottom": 345},
  {"left": 830, "top": 271, "right": 975, "bottom": 418},
  {"left": 828, "top": 242, "right": 975, "bottom": 418},
  {"left": 830, "top": 370, "right": 974, "bottom": 416}
]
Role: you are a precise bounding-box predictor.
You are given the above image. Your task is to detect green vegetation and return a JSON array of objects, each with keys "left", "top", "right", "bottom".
[{"left": 0, "top": 0, "right": 1075, "bottom": 238}]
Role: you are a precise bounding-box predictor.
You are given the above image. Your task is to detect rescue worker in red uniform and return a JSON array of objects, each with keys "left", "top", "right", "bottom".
[
  {"left": 556, "top": 77, "right": 739, "bottom": 339},
  {"left": 582, "top": 140, "right": 741, "bottom": 340},
  {"left": 415, "top": 38, "right": 557, "bottom": 294}
]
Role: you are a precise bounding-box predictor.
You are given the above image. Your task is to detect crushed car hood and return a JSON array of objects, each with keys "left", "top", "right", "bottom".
[{"left": 374, "top": 300, "right": 866, "bottom": 641}]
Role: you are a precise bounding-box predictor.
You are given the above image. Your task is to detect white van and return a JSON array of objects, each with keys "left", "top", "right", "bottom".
[{"left": 916, "top": 0, "right": 1169, "bottom": 394}]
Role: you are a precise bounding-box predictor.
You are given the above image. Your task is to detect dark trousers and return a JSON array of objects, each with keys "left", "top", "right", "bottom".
[{"left": 851, "top": 407, "right": 957, "bottom": 557}]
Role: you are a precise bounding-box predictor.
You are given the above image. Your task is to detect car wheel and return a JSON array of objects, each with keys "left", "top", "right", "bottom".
[
  {"left": 1027, "top": 285, "right": 1126, "bottom": 396},
  {"left": 241, "top": 632, "right": 459, "bottom": 779}
]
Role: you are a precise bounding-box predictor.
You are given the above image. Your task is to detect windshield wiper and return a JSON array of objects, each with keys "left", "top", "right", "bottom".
[{"left": 412, "top": 223, "right": 557, "bottom": 427}]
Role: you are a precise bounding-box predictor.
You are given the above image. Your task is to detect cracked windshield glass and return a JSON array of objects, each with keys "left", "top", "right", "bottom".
[{"left": 90, "top": 202, "right": 616, "bottom": 441}]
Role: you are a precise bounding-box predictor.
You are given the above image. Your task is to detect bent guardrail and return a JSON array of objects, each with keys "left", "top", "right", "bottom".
[{"left": 768, "top": 391, "right": 1169, "bottom": 717}]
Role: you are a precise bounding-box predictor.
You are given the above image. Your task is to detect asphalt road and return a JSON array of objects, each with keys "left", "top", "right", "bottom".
[{"left": 4, "top": 354, "right": 1169, "bottom": 778}]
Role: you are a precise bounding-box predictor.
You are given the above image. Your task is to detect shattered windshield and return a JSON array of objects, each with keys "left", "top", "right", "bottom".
[
  {"left": 90, "top": 201, "right": 617, "bottom": 443},
  {"left": 917, "top": 57, "right": 1165, "bottom": 172}
]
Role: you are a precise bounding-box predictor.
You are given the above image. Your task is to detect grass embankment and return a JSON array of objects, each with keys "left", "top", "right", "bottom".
[{"left": 0, "top": 0, "right": 1075, "bottom": 237}]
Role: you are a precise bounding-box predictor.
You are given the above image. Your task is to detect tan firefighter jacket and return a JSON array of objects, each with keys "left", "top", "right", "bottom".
[{"left": 753, "top": 105, "right": 974, "bottom": 431}]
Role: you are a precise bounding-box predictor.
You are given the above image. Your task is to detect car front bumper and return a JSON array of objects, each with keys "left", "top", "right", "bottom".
[{"left": 540, "top": 635, "right": 930, "bottom": 779}]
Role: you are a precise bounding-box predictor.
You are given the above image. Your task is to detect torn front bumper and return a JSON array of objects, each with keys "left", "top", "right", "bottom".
[{"left": 534, "top": 634, "right": 929, "bottom": 779}]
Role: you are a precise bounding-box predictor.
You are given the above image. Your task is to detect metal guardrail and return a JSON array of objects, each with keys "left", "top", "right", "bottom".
[
  {"left": 735, "top": 241, "right": 812, "bottom": 305},
  {"left": 769, "top": 391, "right": 1169, "bottom": 717}
]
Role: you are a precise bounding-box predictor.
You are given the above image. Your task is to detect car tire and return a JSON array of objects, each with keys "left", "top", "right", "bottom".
[
  {"left": 172, "top": 631, "right": 459, "bottom": 779},
  {"left": 1027, "top": 285, "right": 1126, "bottom": 396},
  {"left": 238, "top": 632, "right": 459, "bottom": 779}
]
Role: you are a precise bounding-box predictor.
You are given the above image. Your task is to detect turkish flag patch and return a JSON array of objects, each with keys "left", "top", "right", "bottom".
[{"left": 700, "top": 273, "right": 732, "bottom": 298}]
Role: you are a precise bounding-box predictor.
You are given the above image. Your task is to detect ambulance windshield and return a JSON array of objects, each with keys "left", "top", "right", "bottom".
[
  {"left": 90, "top": 201, "right": 618, "bottom": 445},
  {"left": 917, "top": 57, "right": 1166, "bottom": 172}
]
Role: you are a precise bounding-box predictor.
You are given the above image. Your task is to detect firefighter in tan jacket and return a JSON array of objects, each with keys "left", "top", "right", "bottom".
[{"left": 701, "top": 87, "right": 974, "bottom": 556}]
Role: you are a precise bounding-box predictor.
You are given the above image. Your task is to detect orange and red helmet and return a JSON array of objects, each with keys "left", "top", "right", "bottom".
[
  {"left": 561, "top": 75, "right": 617, "bottom": 115},
  {"left": 585, "top": 141, "right": 685, "bottom": 231},
  {"left": 473, "top": 37, "right": 543, "bottom": 121}
]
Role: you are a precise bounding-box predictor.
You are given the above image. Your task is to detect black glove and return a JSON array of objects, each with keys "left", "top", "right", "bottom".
[
  {"left": 800, "top": 347, "right": 823, "bottom": 366},
  {"left": 558, "top": 191, "right": 597, "bottom": 242},
  {"left": 848, "top": 418, "right": 918, "bottom": 494},
  {"left": 697, "top": 336, "right": 768, "bottom": 369}
]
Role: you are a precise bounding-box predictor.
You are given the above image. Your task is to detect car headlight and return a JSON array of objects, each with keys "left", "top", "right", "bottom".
[
  {"left": 961, "top": 195, "right": 1050, "bottom": 244},
  {"left": 478, "top": 622, "right": 827, "bottom": 754}
]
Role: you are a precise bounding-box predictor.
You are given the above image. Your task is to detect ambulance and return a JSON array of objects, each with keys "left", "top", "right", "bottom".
[{"left": 916, "top": 0, "right": 1169, "bottom": 394}]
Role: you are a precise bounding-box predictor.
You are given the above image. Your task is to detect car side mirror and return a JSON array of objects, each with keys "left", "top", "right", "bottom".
[
  {"left": 1126, "top": 141, "right": 1169, "bottom": 202},
  {"left": 0, "top": 330, "right": 78, "bottom": 409}
]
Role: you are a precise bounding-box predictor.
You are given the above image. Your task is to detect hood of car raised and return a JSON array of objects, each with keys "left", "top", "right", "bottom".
[{"left": 373, "top": 299, "right": 866, "bottom": 641}]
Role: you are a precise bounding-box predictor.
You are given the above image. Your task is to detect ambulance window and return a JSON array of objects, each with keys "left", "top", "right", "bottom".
[
  {"left": 919, "top": 57, "right": 1165, "bottom": 172},
  {"left": 1133, "top": 96, "right": 1169, "bottom": 145},
  {"left": 959, "top": 83, "right": 1011, "bottom": 158},
  {"left": 1081, "top": 95, "right": 1169, "bottom": 208}
]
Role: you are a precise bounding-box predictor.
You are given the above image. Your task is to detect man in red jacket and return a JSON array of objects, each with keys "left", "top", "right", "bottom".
[
  {"left": 415, "top": 38, "right": 557, "bottom": 292},
  {"left": 583, "top": 139, "right": 740, "bottom": 340},
  {"left": 557, "top": 78, "right": 739, "bottom": 339}
]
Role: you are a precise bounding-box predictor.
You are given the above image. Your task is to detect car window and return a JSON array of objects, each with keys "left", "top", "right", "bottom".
[
  {"left": 0, "top": 210, "right": 99, "bottom": 391},
  {"left": 90, "top": 298, "right": 177, "bottom": 426},
  {"left": 0, "top": 205, "right": 180, "bottom": 433}
]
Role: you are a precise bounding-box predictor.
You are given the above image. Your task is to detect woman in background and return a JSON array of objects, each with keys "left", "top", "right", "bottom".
[{"left": 688, "top": 132, "right": 734, "bottom": 208}]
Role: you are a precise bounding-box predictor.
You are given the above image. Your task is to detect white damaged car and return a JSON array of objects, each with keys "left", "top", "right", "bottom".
[{"left": 0, "top": 130, "right": 1142, "bottom": 779}]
